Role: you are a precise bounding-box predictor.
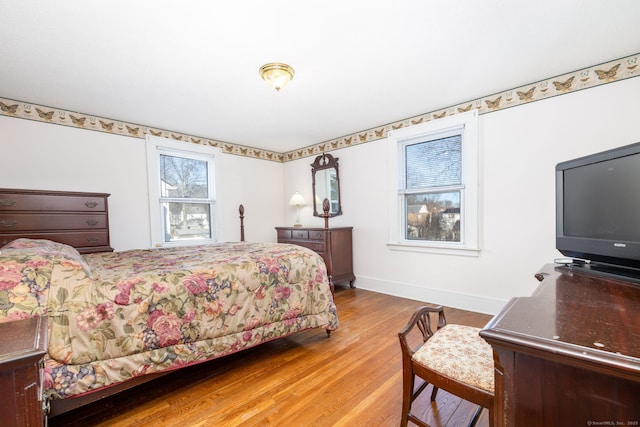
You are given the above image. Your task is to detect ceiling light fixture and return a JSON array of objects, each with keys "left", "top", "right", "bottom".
[{"left": 259, "top": 62, "right": 294, "bottom": 92}]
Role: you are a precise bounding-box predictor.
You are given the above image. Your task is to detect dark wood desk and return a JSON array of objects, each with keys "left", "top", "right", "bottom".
[
  {"left": 481, "top": 264, "right": 640, "bottom": 426},
  {"left": 0, "top": 316, "right": 48, "bottom": 427}
]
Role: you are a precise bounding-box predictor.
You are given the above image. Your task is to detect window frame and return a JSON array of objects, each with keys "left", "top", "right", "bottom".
[
  {"left": 387, "top": 110, "right": 479, "bottom": 256},
  {"left": 146, "top": 135, "right": 223, "bottom": 248}
]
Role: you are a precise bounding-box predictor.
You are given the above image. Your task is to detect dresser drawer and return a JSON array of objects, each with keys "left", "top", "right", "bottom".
[
  {"left": 291, "top": 229, "right": 309, "bottom": 239},
  {"left": 277, "top": 229, "right": 292, "bottom": 239},
  {"left": 294, "top": 241, "right": 325, "bottom": 253},
  {"left": 0, "top": 213, "right": 108, "bottom": 231},
  {"left": 308, "top": 230, "right": 325, "bottom": 240},
  {"left": 0, "top": 193, "right": 106, "bottom": 212},
  {"left": 0, "top": 230, "right": 110, "bottom": 249}
]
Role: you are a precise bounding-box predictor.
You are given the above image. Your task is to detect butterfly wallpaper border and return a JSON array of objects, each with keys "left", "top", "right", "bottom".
[{"left": 1, "top": 53, "right": 638, "bottom": 163}]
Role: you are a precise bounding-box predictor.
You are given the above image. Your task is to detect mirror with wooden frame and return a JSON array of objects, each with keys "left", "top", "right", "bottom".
[{"left": 311, "top": 153, "right": 342, "bottom": 217}]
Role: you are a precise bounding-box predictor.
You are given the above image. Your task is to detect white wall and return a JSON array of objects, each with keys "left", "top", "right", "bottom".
[
  {"left": 2, "top": 77, "right": 639, "bottom": 314},
  {"left": 220, "top": 153, "right": 284, "bottom": 243},
  {"left": 0, "top": 116, "right": 283, "bottom": 250},
  {"left": 283, "top": 77, "right": 640, "bottom": 314}
]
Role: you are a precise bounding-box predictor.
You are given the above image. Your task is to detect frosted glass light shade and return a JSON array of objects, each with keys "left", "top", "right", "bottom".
[{"left": 260, "top": 63, "right": 295, "bottom": 91}]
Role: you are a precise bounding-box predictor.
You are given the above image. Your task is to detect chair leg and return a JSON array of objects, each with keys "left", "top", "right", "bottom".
[
  {"left": 469, "top": 405, "right": 483, "bottom": 427},
  {"left": 400, "top": 371, "right": 415, "bottom": 427},
  {"left": 430, "top": 386, "right": 439, "bottom": 401}
]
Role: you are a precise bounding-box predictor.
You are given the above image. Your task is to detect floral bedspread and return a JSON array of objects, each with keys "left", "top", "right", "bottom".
[{"left": 0, "top": 238, "right": 338, "bottom": 400}]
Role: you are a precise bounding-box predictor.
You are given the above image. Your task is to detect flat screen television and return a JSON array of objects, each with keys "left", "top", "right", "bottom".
[{"left": 556, "top": 141, "right": 640, "bottom": 281}]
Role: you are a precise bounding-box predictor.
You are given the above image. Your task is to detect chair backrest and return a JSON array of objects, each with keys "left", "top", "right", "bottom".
[{"left": 398, "top": 305, "right": 447, "bottom": 358}]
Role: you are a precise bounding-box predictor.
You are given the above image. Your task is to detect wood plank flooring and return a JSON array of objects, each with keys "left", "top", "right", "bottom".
[{"left": 49, "top": 287, "right": 494, "bottom": 427}]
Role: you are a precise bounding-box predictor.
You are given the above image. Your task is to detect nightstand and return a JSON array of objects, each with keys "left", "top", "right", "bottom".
[{"left": 0, "top": 316, "right": 48, "bottom": 427}]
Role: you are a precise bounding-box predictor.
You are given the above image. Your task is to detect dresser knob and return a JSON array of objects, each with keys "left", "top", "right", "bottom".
[
  {"left": 86, "top": 219, "right": 99, "bottom": 226},
  {"left": 0, "top": 219, "right": 18, "bottom": 228},
  {"left": 87, "top": 237, "right": 100, "bottom": 244},
  {"left": 0, "top": 198, "right": 16, "bottom": 207},
  {"left": 84, "top": 201, "right": 98, "bottom": 208}
]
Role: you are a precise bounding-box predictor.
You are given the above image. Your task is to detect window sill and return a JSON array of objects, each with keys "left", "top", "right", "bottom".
[
  {"left": 153, "top": 239, "right": 217, "bottom": 249},
  {"left": 387, "top": 242, "right": 480, "bottom": 257}
]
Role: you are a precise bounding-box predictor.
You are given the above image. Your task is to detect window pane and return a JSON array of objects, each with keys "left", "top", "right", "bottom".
[
  {"left": 162, "top": 202, "right": 213, "bottom": 241},
  {"left": 328, "top": 172, "right": 339, "bottom": 212},
  {"left": 405, "top": 192, "right": 461, "bottom": 242},
  {"left": 405, "top": 135, "right": 461, "bottom": 189},
  {"left": 160, "top": 154, "right": 209, "bottom": 198}
]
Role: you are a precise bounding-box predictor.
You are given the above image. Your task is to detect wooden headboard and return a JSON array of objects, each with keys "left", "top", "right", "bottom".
[{"left": 0, "top": 188, "right": 113, "bottom": 253}]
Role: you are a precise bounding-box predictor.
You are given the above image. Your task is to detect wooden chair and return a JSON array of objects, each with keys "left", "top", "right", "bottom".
[{"left": 398, "top": 306, "right": 494, "bottom": 427}]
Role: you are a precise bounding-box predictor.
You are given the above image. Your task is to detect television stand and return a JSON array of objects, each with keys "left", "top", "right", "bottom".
[
  {"left": 569, "top": 261, "right": 640, "bottom": 285},
  {"left": 481, "top": 264, "right": 640, "bottom": 425}
]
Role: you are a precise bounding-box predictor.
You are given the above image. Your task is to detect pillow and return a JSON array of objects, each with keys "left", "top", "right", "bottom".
[
  {"left": 2, "top": 238, "right": 89, "bottom": 269},
  {"left": 0, "top": 239, "right": 93, "bottom": 323}
]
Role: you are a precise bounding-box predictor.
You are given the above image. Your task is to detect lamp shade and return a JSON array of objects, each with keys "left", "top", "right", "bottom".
[{"left": 289, "top": 192, "right": 306, "bottom": 206}]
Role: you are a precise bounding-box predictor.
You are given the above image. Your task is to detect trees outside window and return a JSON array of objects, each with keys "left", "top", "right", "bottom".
[{"left": 146, "top": 136, "right": 221, "bottom": 247}]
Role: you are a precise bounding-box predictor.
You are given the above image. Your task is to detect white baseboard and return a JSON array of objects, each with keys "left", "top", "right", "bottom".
[{"left": 352, "top": 275, "right": 508, "bottom": 315}]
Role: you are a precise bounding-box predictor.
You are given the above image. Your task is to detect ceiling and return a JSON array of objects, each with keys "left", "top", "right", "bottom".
[{"left": 1, "top": 1, "right": 640, "bottom": 153}]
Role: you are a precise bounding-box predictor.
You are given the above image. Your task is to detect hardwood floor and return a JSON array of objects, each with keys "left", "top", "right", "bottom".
[{"left": 49, "top": 287, "right": 493, "bottom": 427}]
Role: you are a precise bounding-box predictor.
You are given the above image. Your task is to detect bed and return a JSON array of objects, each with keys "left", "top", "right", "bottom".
[{"left": 0, "top": 189, "right": 338, "bottom": 418}]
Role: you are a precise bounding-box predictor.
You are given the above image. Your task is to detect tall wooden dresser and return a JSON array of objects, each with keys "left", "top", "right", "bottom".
[
  {"left": 0, "top": 188, "right": 113, "bottom": 253},
  {"left": 276, "top": 226, "right": 355, "bottom": 289}
]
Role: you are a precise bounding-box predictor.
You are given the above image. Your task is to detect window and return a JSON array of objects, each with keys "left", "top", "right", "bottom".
[
  {"left": 388, "top": 110, "right": 479, "bottom": 256},
  {"left": 146, "top": 136, "right": 222, "bottom": 247}
]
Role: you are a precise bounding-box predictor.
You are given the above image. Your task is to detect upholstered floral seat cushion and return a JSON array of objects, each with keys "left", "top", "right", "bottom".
[{"left": 412, "top": 324, "right": 494, "bottom": 393}]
